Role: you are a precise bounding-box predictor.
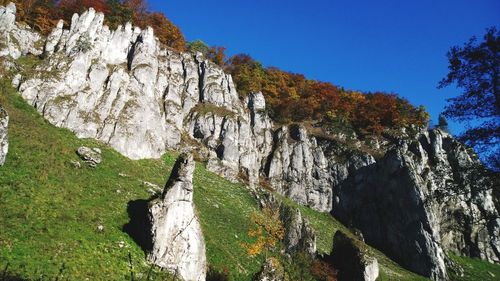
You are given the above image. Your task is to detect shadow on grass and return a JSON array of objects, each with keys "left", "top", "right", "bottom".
[
  {"left": 0, "top": 274, "right": 27, "bottom": 281},
  {"left": 123, "top": 199, "right": 153, "bottom": 253}
]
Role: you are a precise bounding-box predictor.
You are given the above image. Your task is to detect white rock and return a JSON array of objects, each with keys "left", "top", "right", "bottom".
[
  {"left": 0, "top": 105, "right": 8, "bottom": 166},
  {"left": 148, "top": 153, "right": 206, "bottom": 281}
]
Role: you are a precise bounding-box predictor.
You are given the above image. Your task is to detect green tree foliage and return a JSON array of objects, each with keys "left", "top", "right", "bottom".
[
  {"left": 187, "top": 40, "right": 227, "bottom": 66},
  {"left": 187, "top": 40, "right": 210, "bottom": 55},
  {"left": 439, "top": 27, "right": 499, "bottom": 170}
]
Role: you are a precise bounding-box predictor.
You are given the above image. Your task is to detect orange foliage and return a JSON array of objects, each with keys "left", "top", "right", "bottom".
[
  {"left": 3, "top": 1, "right": 428, "bottom": 134},
  {"left": 145, "top": 12, "right": 185, "bottom": 51},
  {"left": 124, "top": 0, "right": 146, "bottom": 23},
  {"left": 7, "top": 0, "right": 186, "bottom": 51},
  {"left": 241, "top": 207, "right": 285, "bottom": 257},
  {"left": 227, "top": 54, "right": 429, "bottom": 135},
  {"left": 207, "top": 46, "right": 226, "bottom": 66},
  {"left": 32, "top": 5, "right": 57, "bottom": 33},
  {"left": 83, "top": 0, "right": 111, "bottom": 13}
]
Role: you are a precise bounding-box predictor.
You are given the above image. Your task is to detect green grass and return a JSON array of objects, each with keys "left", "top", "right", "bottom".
[
  {"left": 191, "top": 103, "right": 236, "bottom": 118},
  {"left": 449, "top": 253, "right": 500, "bottom": 281}
]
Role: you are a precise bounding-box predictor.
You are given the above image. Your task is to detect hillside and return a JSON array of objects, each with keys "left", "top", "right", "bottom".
[{"left": 0, "top": 77, "right": 434, "bottom": 280}]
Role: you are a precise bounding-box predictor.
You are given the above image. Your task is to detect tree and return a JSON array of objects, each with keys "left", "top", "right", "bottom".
[
  {"left": 186, "top": 40, "right": 210, "bottom": 55},
  {"left": 438, "top": 113, "right": 449, "bottom": 132},
  {"left": 145, "top": 12, "right": 185, "bottom": 51},
  {"left": 438, "top": 27, "right": 499, "bottom": 170},
  {"left": 240, "top": 207, "right": 285, "bottom": 257}
]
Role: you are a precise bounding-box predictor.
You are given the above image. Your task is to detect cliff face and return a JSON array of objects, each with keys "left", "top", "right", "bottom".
[
  {"left": 332, "top": 129, "right": 500, "bottom": 279},
  {"left": 1, "top": 4, "right": 498, "bottom": 280},
  {"left": 4, "top": 6, "right": 274, "bottom": 187}
]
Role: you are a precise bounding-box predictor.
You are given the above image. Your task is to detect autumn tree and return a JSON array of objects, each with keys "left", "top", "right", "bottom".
[
  {"left": 207, "top": 46, "right": 226, "bottom": 66},
  {"left": 241, "top": 207, "right": 285, "bottom": 257},
  {"left": 124, "top": 0, "right": 147, "bottom": 25},
  {"left": 438, "top": 27, "right": 499, "bottom": 170},
  {"left": 145, "top": 12, "right": 185, "bottom": 51},
  {"left": 227, "top": 54, "right": 267, "bottom": 95}
]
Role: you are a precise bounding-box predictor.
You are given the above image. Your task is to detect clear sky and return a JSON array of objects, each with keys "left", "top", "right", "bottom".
[{"left": 149, "top": 0, "right": 499, "bottom": 135}]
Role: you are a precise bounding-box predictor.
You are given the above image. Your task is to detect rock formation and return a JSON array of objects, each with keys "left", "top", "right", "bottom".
[
  {"left": 0, "top": 104, "right": 8, "bottom": 166},
  {"left": 76, "top": 146, "right": 102, "bottom": 167},
  {"left": 329, "top": 231, "right": 379, "bottom": 281},
  {"left": 279, "top": 204, "right": 316, "bottom": 256},
  {"left": 332, "top": 129, "right": 500, "bottom": 280},
  {"left": 148, "top": 153, "right": 206, "bottom": 281},
  {"left": 266, "top": 125, "right": 332, "bottom": 212},
  {"left": 1, "top": 5, "right": 274, "bottom": 189},
  {"left": 0, "top": 3, "right": 42, "bottom": 59},
  {"left": 259, "top": 193, "right": 317, "bottom": 256},
  {"left": 1, "top": 3, "right": 498, "bottom": 280},
  {"left": 253, "top": 258, "right": 286, "bottom": 281}
]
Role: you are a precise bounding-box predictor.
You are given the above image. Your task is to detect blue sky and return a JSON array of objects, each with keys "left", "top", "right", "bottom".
[{"left": 149, "top": 0, "right": 499, "bottom": 135}]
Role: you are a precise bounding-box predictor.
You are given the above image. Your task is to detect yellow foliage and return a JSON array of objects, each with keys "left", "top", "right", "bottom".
[{"left": 241, "top": 207, "right": 285, "bottom": 257}]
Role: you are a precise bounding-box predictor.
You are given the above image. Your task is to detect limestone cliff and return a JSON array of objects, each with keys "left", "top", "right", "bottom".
[
  {"left": 1, "top": 3, "right": 498, "bottom": 280},
  {"left": 3, "top": 6, "right": 276, "bottom": 188},
  {"left": 331, "top": 129, "right": 500, "bottom": 279}
]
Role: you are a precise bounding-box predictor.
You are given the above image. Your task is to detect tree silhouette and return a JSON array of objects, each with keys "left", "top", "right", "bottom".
[{"left": 439, "top": 27, "right": 499, "bottom": 170}]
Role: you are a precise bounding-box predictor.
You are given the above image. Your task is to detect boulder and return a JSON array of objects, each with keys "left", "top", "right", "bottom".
[
  {"left": 0, "top": 105, "right": 8, "bottom": 166},
  {"left": 76, "top": 146, "right": 102, "bottom": 167},
  {"left": 329, "top": 231, "right": 379, "bottom": 281},
  {"left": 147, "top": 153, "right": 206, "bottom": 281},
  {"left": 0, "top": 3, "right": 16, "bottom": 32}
]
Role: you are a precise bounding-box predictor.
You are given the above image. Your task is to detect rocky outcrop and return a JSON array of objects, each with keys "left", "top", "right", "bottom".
[
  {"left": 259, "top": 193, "right": 317, "bottom": 256},
  {"left": 332, "top": 129, "right": 500, "bottom": 280},
  {"left": 76, "top": 146, "right": 102, "bottom": 167},
  {"left": 0, "top": 3, "right": 42, "bottom": 59},
  {"left": 0, "top": 104, "right": 8, "bottom": 166},
  {"left": 1, "top": 4, "right": 274, "bottom": 187},
  {"left": 253, "top": 258, "right": 286, "bottom": 281},
  {"left": 266, "top": 125, "right": 333, "bottom": 212},
  {"left": 329, "top": 231, "right": 379, "bottom": 281},
  {"left": 279, "top": 204, "right": 316, "bottom": 256},
  {"left": 148, "top": 153, "right": 206, "bottom": 281}
]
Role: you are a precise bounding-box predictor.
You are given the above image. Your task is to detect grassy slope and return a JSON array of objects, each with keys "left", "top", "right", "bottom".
[
  {"left": 448, "top": 254, "right": 500, "bottom": 281},
  {"left": 0, "top": 78, "right": 261, "bottom": 280},
  {"left": 0, "top": 74, "right": 498, "bottom": 281}
]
